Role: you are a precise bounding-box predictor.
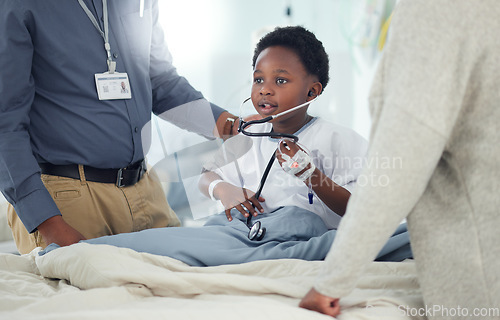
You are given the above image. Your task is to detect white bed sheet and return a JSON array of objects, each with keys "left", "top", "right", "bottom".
[
  {"left": 0, "top": 243, "right": 425, "bottom": 320},
  {"left": 0, "top": 196, "right": 17, "bottom": 255}
]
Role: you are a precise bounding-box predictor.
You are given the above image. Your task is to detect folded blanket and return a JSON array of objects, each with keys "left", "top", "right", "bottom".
[
  {"left": 0, "top": 246, "right": 423, "bottom": 320},
  {"left": 41, "top": 206, "right": 412, "bottom": 266}
]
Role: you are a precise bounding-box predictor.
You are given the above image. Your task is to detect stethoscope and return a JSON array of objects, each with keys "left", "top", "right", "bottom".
[{"left": 237, "top": 96, "right": 318, "bottom": 241}]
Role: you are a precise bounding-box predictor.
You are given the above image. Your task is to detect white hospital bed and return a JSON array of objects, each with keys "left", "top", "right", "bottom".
[
  {"left": 0, "top": 123, "right": 424, "bottom": 319},
  {"left": 0, "top": 243, "right": 424, "bottom": 320},
  {"left": 0, "top": 186, "right": 423, "bottom": 320},
  {"left": 0, "top": 197, "right": 17, "bottom": 254}
]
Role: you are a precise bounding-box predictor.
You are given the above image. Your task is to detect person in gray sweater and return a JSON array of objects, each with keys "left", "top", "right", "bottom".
[{"left": 299, "top": 1, "right": 500, "bottom": 318}]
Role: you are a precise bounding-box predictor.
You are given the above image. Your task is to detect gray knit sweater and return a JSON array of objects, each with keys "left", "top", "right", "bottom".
[{"left": 315, "top": 1, "right": 500, "bottom": 318}]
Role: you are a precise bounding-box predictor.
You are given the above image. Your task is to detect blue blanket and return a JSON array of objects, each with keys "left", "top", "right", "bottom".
[{"left": 42, "top": 207, "right": 412, "bottom": 266}]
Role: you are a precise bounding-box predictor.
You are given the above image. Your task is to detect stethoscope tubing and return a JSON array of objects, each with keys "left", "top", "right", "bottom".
[
  {"left": 245, "top": 151, "right": 276, "bottom": 228},
  {"left": 236, "top": 96, "right": 319, "bottom": 240},
  {"left": 238, "top": 118, "right": 299, "bottom": 141}
]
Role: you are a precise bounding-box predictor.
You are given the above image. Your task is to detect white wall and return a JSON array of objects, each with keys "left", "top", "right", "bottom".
[{"left": 157, "top": 0, "right": 393, "bottom": 141}]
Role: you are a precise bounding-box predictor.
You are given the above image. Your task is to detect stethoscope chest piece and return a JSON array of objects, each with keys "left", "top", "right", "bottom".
[{"left": 248, "top": 220, "right": 266, "bottom": 241}]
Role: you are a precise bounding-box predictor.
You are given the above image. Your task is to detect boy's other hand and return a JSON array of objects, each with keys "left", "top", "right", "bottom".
[{"left": 213, "top": 183, "right": 265, "bottom": 221}]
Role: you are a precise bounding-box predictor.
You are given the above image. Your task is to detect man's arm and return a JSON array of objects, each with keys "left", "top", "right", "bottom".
[
  {"left": 0, "top": 3, "right": 64, "bottom": 237},
  {"left": 0, "top": 3, "right": 86, "bottom": 248}
]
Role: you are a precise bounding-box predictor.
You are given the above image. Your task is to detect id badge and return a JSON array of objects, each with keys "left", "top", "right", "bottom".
[{"left": 94, "top": 72, "right": 132, "bottom": 100}]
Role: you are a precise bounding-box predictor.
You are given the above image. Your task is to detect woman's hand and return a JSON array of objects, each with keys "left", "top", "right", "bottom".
[
  {"left": 299, "top": 288, "right": 341, "bottom": 317},
  {"left": 213, "top": 182, "right": 265, "bottom": 221}
]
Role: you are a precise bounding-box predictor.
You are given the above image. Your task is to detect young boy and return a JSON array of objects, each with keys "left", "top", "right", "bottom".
[{"left": 199, "top": 26, "right": 368, "bottom": 230}]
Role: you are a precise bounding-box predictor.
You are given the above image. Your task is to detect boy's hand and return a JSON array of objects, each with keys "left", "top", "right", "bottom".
[
  {"left": 276, "top": 139, "right": 313, "bottom": 178},
  {"left": 213, "top": 182, "right": 265, "bottom": 221}
]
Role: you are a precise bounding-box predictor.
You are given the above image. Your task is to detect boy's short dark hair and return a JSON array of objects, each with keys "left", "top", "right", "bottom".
[{"left": 252, "top": 26, "right": 330, "bottom": 92}]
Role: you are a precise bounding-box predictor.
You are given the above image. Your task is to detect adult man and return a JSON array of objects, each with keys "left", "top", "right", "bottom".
[{"left": 0, "top": 0, "right": 238, "bottom": 254}]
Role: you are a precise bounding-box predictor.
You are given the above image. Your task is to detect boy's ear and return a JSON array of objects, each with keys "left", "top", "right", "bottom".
[{"left": 307, "top": 82, "right": 322, "bottom": 101}]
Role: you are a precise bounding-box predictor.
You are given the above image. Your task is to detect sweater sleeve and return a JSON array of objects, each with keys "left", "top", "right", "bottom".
[{"left": 313, "top": 0, "right": 470, "bottom": 298}]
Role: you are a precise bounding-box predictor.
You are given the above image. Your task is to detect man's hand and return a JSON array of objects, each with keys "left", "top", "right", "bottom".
[
  {"left": 299, "top": 288, "right": 341, "bottom": 317},
  {"left": 214, "top": 111, "right": 239, "bottom": 140},
  {"left": 37, "top": 216, "right": 86, "bottom": 247},
  {"left": 214, "top": 111, "right": 263, "bottom": 141}
]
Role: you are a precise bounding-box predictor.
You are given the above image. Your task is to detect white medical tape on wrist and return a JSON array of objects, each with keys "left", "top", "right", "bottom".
[
  {"left": 298, "top": 162, "right": 316, "bottom": 181},
  {"left": 281, "top": 150, "right": 312, "bottom": 177}
]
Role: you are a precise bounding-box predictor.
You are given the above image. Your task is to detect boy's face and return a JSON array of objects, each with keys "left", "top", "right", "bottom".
[{"left": 251, "top": 45, "right": 318, "bottom": 119}]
